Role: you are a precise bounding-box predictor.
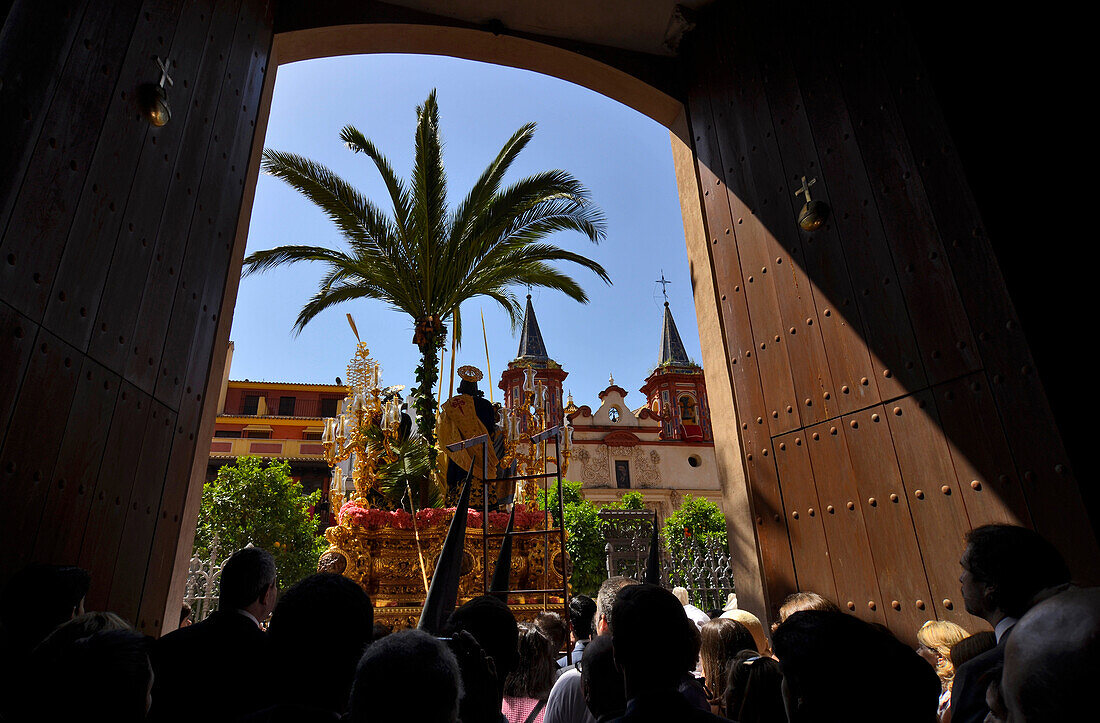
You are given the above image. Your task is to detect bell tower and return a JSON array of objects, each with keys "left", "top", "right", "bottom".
[
  {"left": 499, "top": 295, "right": 568, "bottom": 428},
  {"left": 639, "top": 302, "right": 711, "bottom": 441}
]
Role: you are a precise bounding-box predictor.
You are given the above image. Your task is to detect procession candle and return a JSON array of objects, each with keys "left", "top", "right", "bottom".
[
  {"left": 322, "top": 418, "right": 334, "bottom": 443},
  {"left": 523, "top": 367, "right": 536, "bottom": 393}
]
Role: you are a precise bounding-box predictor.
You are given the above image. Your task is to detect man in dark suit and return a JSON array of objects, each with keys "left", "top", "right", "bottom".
[
  {"left": 949, "top": 525, "right": 1071, "bottom": 723},
  {"left": 607, "top": 584, "right": 727, "bottom": 723},
  {"left": 150, "top": 547, "right": 279, "bottom": 722}
]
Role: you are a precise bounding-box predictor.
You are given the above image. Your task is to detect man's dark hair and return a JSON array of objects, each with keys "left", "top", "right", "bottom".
[
  {"left": 568, "top": 595, "right": 597, "bottom": 640},
  {"left": 52, "top": 630, "right": 152, "bottom": 723},
  {"left": 535, "top": 610, "right": 568, "bottom": 655},
  {"left": 504, "top": 623, "right": 557, "bottom": 700},
  {"left": 349, "top": 629, "right": 461, "bottom": 723},
  {"left": 596, "top": 576, "right": 640, "bottom": 632},
  {"left": 219, "top": 546, "right": 276, "bottom": 610},
  {"left": 773, "top": 610, "right": 939, "bottom": 723},
  {"left": 724, "top": 650, "right": 785, "bottom": 723},
  {"left": 447, "top": 594, "right": 519, "bottom": 678},
  {"left": 949, "top": 631, "right": 996, "bottom": 669},
  {"left": 268, "top": 573, "right": 374, "bottom": 712},
  {"left": 580, "top": 634, "right": 626, "bottom": 720},
  {"left": 964, "top": 524, "right": 1070, "bottom": 617},
  {"left": 0, "top": 564, "right": 90, "bottom": 654},
  {"left": 610, "top": 584, "right": 699, "bottom": 686}
]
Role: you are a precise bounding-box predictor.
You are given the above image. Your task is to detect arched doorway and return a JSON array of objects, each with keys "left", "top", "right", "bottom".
[{"left": 1, "top": 0, "right": 1094, "bottom": 640}]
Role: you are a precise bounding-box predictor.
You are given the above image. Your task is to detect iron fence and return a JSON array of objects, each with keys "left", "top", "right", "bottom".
[
  {"left": 597, "top": 508, "right": 734, "bottom": 611},
  {"left": 182, "top": 536, "right": 226, "bottom": 623}
]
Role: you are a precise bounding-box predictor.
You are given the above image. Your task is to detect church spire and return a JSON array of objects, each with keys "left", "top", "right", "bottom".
[
  {"left": 516, "top": 294, "right": 549, "bottom": 362},
  {"left": 659, "top": 302, "right": 690, "bottom": 366}
]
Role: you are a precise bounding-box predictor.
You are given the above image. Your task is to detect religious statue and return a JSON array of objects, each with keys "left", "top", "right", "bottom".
[{"left": 437, "top": 365, "right": 509, "bottom": 508}]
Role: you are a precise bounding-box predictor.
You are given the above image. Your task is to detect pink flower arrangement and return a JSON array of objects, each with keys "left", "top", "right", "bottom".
[{"left": 338, "top": 501, "right": 550, "bottom": 532}]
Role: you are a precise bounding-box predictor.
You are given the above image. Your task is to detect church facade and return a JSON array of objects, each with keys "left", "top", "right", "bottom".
[{"left": 499, "top": 298, "right": 723, "bottom": 519}]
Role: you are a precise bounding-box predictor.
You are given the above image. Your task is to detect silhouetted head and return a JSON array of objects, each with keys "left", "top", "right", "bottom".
[
  {"left": 0, "top": 564, "right": 91, "bottom": 654},
  {"left": 268, "top": 573, "right": 374, "bottom": 712},
  {"left": 568, "top": 594, "right": 597, "bottom": 641},
  {"left": 32, "top": 612, "right": 132, "bottom": 661},
  {"left": 581, "top": 634, "right": 626, "bottom": 720},
  {"left": 610, "top": 584, "right": 699, "bottom": 690},
  {"left": 772, "top": 610, "right": 939, "bottom": 723},
  {"left": 771, "top": 591, "right": 838, "bottom": 632},
  {"left": 48, "top": 630, "right": 153, "bottom": 723},
  {"left": 959, "top": 525, "right": 1069, "bottom": 621},
  {"left": 724, "top": 650, "right": 785, "bottom": 723},
  {"left": 219, "top": 546, "right": 277, "bottom": 614},
  {"left": 448, "top": 594, "right": 519, "bottom": 680},
  {"left": 349, "top": 629, "right": 461, "bottom": 723},
  {"left": 1002, "top": 586, "right": 1100, "bottom": 722}
]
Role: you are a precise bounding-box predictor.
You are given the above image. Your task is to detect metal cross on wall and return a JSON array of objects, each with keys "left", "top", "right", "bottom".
[
  {"left": 155, "top": 56, "right": 174, "bottom": 89},
  {"left": 794, "top": 175, "right": 816, "bottom": 202}
]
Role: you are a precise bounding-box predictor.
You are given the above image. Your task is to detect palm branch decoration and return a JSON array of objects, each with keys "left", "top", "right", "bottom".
[{"left": 244, "top": 90, "right": 610, "bottom": 444}]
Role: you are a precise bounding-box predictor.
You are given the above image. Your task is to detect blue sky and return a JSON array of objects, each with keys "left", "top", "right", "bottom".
[{"left": 231, "top": 53, "right": 702, "bottom": 408}]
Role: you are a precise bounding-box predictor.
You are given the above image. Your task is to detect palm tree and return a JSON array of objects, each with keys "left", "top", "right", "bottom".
[{"left": 243, "top": 91, "right": 610, "bottom": 445}]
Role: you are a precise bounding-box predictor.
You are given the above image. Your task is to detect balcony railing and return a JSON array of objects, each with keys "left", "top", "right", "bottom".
[
  {"left": 208, "top": 438, "right": 327, "bottom": 459},
  {"left": 221, "top": 396, "right": 337, "bottom": 418}
]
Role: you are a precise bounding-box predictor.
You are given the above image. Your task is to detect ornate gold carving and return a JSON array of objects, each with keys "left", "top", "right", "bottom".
[{"left": 318, "top": 513, "right": 565, "bottom": 627}]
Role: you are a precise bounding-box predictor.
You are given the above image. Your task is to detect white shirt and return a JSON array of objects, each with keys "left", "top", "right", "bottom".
[
  {"left": 237, "top": 608, "right": 262, "bottom": 629},
  {"left": 994, "top": 616, "right": 1018, "bottom": 643},
  {"left": 543, "top": 668, "right": 595, "bottom": 723}
]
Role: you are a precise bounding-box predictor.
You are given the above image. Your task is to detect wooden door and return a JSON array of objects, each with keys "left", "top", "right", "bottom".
[{"left": 682, "top": 0, "right": 1098, "bottom": 641}]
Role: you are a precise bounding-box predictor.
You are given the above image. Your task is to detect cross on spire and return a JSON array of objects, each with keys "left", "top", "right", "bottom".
[{"left": 656, "top": 270, "right": 671, "bottom": 304}]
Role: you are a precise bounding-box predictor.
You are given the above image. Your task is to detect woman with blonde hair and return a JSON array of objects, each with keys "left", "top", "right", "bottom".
[{"left": 916, "top": 619, "right": 968, "bottom": 720}]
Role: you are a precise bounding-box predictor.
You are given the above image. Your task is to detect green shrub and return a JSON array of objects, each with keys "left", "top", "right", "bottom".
[{"left": 192, "top": 456, "right": 328, "bottom": 591}]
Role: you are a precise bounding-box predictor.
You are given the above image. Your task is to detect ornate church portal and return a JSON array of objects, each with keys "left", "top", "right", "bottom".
[{"left": 0, "top": 1, "right": 1095, "bottom": 642}]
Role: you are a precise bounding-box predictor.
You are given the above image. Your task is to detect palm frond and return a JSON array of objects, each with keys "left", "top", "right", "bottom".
[
  {"left": 449, "top": 122, "right": 536, "bottom": 245},
  {"left": 292, "top": 282, "right": 382, "bottom": 335},
  {"left": 340, "top": 125, "right": 413, "bottom": 242},
  {"left": 412, "top": 91, "right": 448, "bottom": 310},
  {"left": 260, "top": 150, "right": 399, "bottom": 251},
  {"left": 243, "top": 245, "right": 355, "bottom": 277}
]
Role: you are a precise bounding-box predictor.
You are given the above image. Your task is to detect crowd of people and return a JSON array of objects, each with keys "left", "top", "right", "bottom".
[{"left": 0, "top": 523, "right": 1096, "bottom": 722}]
